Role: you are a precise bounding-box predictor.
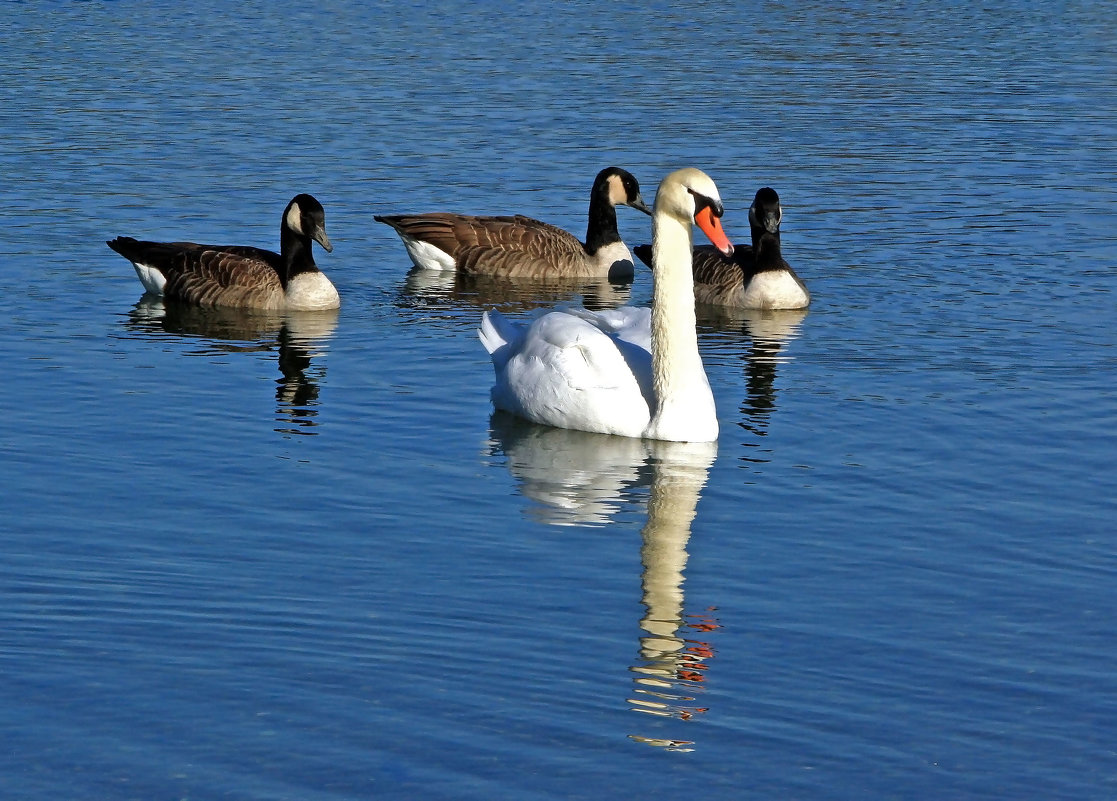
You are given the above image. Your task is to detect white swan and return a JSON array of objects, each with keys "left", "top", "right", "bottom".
[{"left": 478, "top": 168, "right": 733, "bottom": 443}]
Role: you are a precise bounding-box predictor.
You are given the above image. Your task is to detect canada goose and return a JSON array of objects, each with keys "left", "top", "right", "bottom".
[
  {"left": 107, "top": 194, "right": 338, "bottom": 310},
  {"left": 478, "top": 168, "right": 733, "bottom": 443},
  {"left": 375, "top": 167, "right": 652, "bottom": 279},
  {"left": 634, "top": 187, "right": 809, "bottom": 310}
]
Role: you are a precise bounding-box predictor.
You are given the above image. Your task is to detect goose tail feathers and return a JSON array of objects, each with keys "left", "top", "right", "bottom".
[{"left": 106, "top": 236, "right": 140, "bottom": 258}]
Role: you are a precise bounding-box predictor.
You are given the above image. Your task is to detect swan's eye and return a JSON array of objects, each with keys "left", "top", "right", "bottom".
[{"left": 688, "top": 189, "right": 724, "bottom": 218}]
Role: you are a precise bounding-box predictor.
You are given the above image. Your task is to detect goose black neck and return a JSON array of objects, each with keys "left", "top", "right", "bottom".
[
  {"left": 752, "top": 230, "right": 784, "bottom": 272},
  {"left": 583, "top": 183, "right": 622, "bottom": 255},
  {"left": 279, "top": 225, "right": 318, "bottom": 287}
]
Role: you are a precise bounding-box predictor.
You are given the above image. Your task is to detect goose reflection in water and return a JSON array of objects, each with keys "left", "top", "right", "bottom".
[
  {"left": 121, "top": 299, "right": 338, "bottom": 436},
  {"left": 699, "top": 307, "right": 808, "bottom": 463},
  {"left": 399, "top": 266, "right": 634, "bottom": 316},
  {"left": 486, "top": 414, "right": 719, "bottom": 750}
]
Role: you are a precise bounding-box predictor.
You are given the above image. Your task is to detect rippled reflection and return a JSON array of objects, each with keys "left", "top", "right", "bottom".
[
  {"left": 734, "top": 309, "right": 808, "bottom": 439},
  {"left": 699, "top": 307, "right": 808, "bottom": 468},
  {"left": 486, "top": 412, "right": 650, "bottom": 526},
  {"left": 627, "top": 441, "right": 721, "bottom": 751},
  {"left": 486, "top": 415, "right": 718, "bottom": 750},
  {"left": 398, "top": 266, "right": 634, "bottom": 314},
  {"left": 120, "top": 299, "right": 338, "bottom": 435}
]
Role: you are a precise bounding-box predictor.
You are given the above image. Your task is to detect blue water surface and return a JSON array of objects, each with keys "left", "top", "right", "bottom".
[{"left": 1, "top": 2, "right": 1115, "bottom": 799}]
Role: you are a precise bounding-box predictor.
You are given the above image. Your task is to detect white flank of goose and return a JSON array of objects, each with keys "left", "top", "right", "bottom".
[
  {"left": 107, "top": 194, "right": 338, "bottom": 311},
  {"left": 478, "top": 168, "right": 734, "bottom": 443},
  {"left": 375, "top": 167, "right": 652, "bottom": 280}
]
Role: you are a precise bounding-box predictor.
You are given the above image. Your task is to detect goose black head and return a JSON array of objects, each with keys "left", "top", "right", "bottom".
[
  {"left": 284, "top": 193, "right": 333, "bottom": 253},
  {"left": 748, "top": 187, "right": 782, "bottom": 236},
  {"left": 597, "top": 167, "right": 652, "bottom": 215}
]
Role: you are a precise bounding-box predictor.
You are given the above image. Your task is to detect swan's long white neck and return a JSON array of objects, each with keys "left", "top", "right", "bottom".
[{"left": 647, "top": 211, "right": 716, "bottom": 441}]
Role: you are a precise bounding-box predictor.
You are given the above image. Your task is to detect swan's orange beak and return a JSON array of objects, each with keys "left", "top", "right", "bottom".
[{"left": 695, "top": 206, "right": 734, "bottom": 256}]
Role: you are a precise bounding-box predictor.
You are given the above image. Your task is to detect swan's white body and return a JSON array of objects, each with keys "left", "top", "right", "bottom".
[{"left": 479, "top": 168, "right": 730, "bottom": 443}]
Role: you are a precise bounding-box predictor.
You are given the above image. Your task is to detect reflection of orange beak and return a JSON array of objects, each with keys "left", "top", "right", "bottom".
[{"left": 694, "top": 206, "right": 734, "bottom": 256}]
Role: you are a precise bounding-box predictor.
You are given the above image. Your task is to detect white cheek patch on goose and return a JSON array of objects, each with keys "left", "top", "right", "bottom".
[
  {"left": 286, "top": 204, "right": 304, "bottom": 235},
  {"left": 607, "top": 174, "right": 627, "bottom": 206}
]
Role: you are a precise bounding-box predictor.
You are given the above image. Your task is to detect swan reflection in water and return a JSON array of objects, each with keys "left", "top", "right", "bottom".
[
  {"left": 121, "top": 299, "right": 338, "bottom": 436},
  {"left": 486, "top": 414, "right": 720, "bottom": 751},
  {"left": 399, "top": 266, "right": 634, "bottom": 315}
]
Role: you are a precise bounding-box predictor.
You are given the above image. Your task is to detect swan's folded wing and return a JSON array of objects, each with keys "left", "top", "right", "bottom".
[
  {"left": 491, "top": 310, "right": 652, "bottom": 437},
  {"left": 565, "top": 306, "right": 652, "bottom": 352}
]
